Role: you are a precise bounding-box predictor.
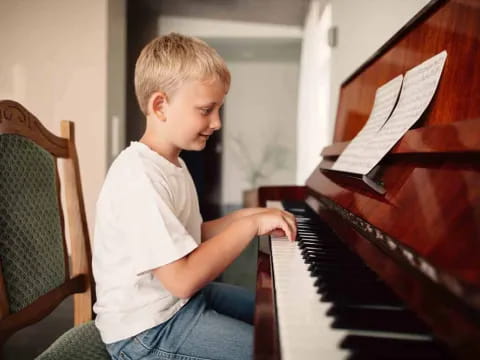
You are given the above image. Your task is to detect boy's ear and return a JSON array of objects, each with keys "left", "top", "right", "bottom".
[{"left": 148, "top": 92, "right": 168, "bottom": 120}]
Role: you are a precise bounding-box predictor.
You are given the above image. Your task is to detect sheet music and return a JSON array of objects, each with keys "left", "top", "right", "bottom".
[
  {"left": 358, "top": 51, "right": 447, "bottom": 175},
  {"left": 332, "top": 75, "right": 404, "bottom": 174},
  {"left": 332, "top": 51, "right": 447, "bottom": 176}
]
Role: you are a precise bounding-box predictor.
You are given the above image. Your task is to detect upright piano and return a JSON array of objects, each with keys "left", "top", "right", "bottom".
[{"left": 253, "top": 0, "right": 480, "bottom": 358}]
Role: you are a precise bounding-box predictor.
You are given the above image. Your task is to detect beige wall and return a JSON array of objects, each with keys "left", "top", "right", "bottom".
[{"left": 0, "top": 0, "right": 125, "bottom": 238}]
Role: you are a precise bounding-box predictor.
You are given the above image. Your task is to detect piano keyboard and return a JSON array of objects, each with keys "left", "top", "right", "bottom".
[{"left": 267, "top": 200, "right": 449, "bottom": 359}]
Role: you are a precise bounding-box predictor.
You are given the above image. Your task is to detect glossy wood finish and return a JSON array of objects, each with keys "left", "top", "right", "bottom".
[
  {"left": 254, "top": 244, "right": 280, "bottom": 360},
  {"left": 0, "top": 100, "right": 94, "bottom": 346},
  {"left": 322, "top": 117, "right": 480, "bottom": 157}
]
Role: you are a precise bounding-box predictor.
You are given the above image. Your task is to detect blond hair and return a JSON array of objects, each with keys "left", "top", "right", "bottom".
[{"left": 134, "top": 33, "right": 230, "bottom": 115}]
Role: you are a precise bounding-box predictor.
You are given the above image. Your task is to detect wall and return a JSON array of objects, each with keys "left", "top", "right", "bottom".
[
  {"left": 158, "top": 16, "right": 303, "bottom": 38},
  {"left": 295, "top": 0, "right": 331, "bottom": 184},
  {"left": 107, "top": 0, "right": 127, "bottom": 163},
  {"left": 0, "top": 0, "right": 126, "bottom": 239},
  {"left": 328, "top": 0, "right": 432, "bottom": 138},
  {"left": 222, "top": 60, "right": 299, "bottom": 204}
]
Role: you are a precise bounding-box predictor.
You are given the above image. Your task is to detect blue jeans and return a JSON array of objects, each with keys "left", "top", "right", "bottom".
[{"left": 106, "top": 282, "right": 255, "bottom": 360}]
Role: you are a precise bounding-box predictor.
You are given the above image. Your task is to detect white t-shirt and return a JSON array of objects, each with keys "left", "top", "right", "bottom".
[{"left": 92, "top": 141, "right": 202, "bottom": 344}]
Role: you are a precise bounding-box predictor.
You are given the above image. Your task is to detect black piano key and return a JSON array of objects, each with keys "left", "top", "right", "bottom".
[
  {"left": 297, "top": 230, "right": 329, "bottom": 235},
  {"left": 341, "top": 335, "right": 452, "bottom": 359},
  {"left": 297, "top": 226, "right": 326, "bottom": 230},
  {"left": 297, "top": 232, "right": 321, "bottom": 238},
  {"left": 302, "top": 249, "right": 362, "bottom": 261},
  {"left": 296, "top": 225, "right": 326, "bottom": 231},
  {"left": 299, "top": 238, "right": 343, "bottom": 247},
  {"left": 313, "top": 274, "right": 377, "bottom": 287},
  {"left": 312, "top": 272, "right": 377, "bottom": 285},
  {"left": 301, "top": 247, "right": 348, "bottom": 256},
  {"left": 300, "top": 241, "right": 349, "bottom": 249},
  {"left": 281, "top": 201, "right": 450, "bottom": 356},
  {"left": 324, "top": 296, "right": 401, "bottom": 308},
  {"left": 314, "top": 277, "right": 378, "bottom": 292},
  {"left": 297, "top": 232, "right": 318, "bottom": 236},
  {"left": 297, "top": 238, "right": 322, "bottom": 243},
  {"left": 317, "top": 279, "right": 397, "bottom": 296},
  {"left": 298, "top": 237, "right": 322, "bottom": 242},
  {"left": 305, "top": 257, "right": 366, "bottom": 269},
  {"left": 320, "top": 287, "right": 403, "bottom": 307},
  {"left": 320, "top": 282, "right": 401, "bottom": 300},
  {"left": 303, "top": 247, "right": 348, "bottom": 255},
  {"left": 303, "top": 254, "right": 358, "bottom": 265},
  {"left": 308, "top": 263, "right": 370, "bottom": 273},
  {"left": 296, "top": 224, "right": 327, "bottom": 230},
  {"left": 299, "top": 241, "right": 345, "bottom": 250},
  {"left": 328, "top": 306, "right": 432, "bottom": 334},
  {"left": 298, "top": 233, "right": 340, "bottom": 241},
  {"left": 301, "top": 248, "right": 356, "bottom": 258}
]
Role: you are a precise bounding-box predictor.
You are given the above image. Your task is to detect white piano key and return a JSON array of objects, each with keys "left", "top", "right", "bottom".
[{"left": 271, "top": 233, "right": 351, "bottom": 360}]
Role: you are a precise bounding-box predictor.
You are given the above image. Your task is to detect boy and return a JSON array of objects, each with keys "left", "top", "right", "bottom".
[{"left": 92, "top": 33, "right": 296, "bottom": 360}]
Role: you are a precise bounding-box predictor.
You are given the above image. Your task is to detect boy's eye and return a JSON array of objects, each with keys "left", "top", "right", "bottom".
[{"left": 200, "top": 108, "right": 213, "bottom": 115}]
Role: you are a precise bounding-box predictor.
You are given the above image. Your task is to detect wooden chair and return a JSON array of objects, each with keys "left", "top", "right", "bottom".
[{"left": 0, "top": 100, "right": 109, "bottom": 359}]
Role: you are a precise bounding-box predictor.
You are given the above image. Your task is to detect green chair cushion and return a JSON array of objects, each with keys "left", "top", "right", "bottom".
[
  {"left": 0, "top": 134, "right": 65, "bottom": 312},
  {"left": 35, "top": 320, "right": 110, "bottom": 360}
]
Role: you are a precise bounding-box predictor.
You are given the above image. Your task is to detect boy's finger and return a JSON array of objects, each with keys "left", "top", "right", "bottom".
[
  {"left": 286, "top": 224, "right": 294, "bottom": 242},
  {"left": 282, "top": 215, "right": 297, "bottom": 240},
  {"left": 282, "top": 220, "right": 294, "bottom": 242},
  {"left": 283, "top": 211, "right": 296, "bottom": 228},
  {"left": 270, "top": 229, "right": 285, "bottom": 237},
  {"left": 283, "top": 210, "right": 296, "bottom": 223}
]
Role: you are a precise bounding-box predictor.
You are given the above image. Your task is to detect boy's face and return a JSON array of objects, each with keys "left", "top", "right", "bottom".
[{"left": 162, "top": 77, "right": 226, "bottom": 152}]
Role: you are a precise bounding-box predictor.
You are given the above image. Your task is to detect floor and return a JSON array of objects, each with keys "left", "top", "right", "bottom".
[{"left": 2, "top": 239, "right": 258, "bottom": 359}]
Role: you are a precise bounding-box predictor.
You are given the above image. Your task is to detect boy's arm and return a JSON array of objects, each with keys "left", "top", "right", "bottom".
[
  {"left": 201, "top": 207, "right": 268, "bottom": 241},
  {"left": 154, "top": 209, "right": 296, "bottom": 299}
]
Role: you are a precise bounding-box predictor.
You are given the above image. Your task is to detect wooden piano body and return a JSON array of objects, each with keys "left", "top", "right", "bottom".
[{"left": 254, "top": 0, "right": 480, "bottom": 358}]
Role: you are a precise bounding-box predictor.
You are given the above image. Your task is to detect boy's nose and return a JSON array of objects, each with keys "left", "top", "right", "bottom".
[{"left": 210, "top": 113, "right": 222, "bottom": 131}]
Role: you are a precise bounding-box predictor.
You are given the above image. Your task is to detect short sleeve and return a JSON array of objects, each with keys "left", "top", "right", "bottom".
[{"left": 115, "top": 174, "right": 199, "bottom": 275}]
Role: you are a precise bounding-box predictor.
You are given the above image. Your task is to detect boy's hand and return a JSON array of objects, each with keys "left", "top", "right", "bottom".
[{"left": 251, "top": 209, "right": 296, "bottom": 242}]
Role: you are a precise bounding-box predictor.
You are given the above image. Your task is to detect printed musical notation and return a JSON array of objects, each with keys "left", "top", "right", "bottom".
[
  {"left": 332, "top": 50, "right": 447, "bottom": 176},
  {"left": 332, "top": 75, "right": 403, "bottom": 174}
]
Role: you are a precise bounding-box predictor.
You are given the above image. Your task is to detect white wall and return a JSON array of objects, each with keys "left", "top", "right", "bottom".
[
  {"left": 222, "top": 61, "right": 299, "bottom": 204},
  {"left": 158, "top": 15, "right": 302, "bottom": 39},
  {"left": 296, "top": 0, "right": 331, "bottom": 184},
  {"left": 328, "top": 0, "right": 431, "bottom": 138},
  {"left": 0, "top": 0, "right": 125, "bottom": 239}
]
